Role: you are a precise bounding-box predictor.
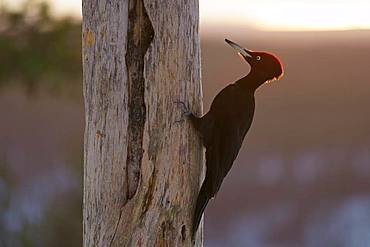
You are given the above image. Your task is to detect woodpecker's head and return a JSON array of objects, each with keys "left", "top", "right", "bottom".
[{"left": 225, "top": 39, "right": 284, "bottom": 83}]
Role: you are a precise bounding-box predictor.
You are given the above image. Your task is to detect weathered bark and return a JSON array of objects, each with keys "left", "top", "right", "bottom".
[{"left": 82, "top": 0, "right": 203, "bottom": 246}]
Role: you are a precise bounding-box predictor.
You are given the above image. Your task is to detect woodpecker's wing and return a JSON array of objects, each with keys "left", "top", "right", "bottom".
[
  {"left": 193, "top": 117, "right": 246, "bottom": 235},
  {"left": 206, "top": 121, "right": 245, "bottom": 194},
  {"left": 204, "top": 83, "right": 254, "bottom": 195},
  {"left": 193, "top": 83, "right": 254, "bottom": 236},
  {"left": 192, "top": 134, "right": 240, "bottom": 237}
]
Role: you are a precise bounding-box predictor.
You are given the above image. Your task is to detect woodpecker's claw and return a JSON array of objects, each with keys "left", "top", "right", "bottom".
[
  {"left": 174, "top": 101, "right": 190, "bottom": 123},
  {"left": 174, "top": 101, "right": 189, "bottom": 113}
]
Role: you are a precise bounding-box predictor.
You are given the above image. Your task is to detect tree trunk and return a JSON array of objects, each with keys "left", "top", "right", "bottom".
[{"left": 82, "top": 0, "right": 203, "bottom": 246}]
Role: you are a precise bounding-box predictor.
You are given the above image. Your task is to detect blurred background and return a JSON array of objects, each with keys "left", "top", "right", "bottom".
[{"left": 0, "top": 0, "right": 370, "bottom": 246}]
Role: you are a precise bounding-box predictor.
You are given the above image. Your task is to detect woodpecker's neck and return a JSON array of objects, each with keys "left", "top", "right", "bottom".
[{"left": 237, "top": 71, "right": 267, "bottom": 92}]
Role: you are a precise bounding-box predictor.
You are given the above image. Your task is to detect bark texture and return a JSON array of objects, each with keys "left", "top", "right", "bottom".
[{"left": 82, "top": 0, "right": 203, "bottom": 246}]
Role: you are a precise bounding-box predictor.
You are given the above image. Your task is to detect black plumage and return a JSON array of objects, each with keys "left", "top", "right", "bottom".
[{"left": 189, "top": 39, "right": 284, "bottom": 237}]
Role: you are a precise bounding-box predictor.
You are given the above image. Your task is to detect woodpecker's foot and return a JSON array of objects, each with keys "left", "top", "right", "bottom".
[{"left": 174, "top": 101, "right": 191, "bottom": 123}]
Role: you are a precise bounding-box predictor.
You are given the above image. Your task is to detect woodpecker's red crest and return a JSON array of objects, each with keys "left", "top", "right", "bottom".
[{"left": 225, "top": 39, "right": 284, "bottom": 82}]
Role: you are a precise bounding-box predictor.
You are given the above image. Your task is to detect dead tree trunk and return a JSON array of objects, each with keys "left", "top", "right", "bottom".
[{"left": 82, "top": 0, "right": 203, "bottom": 246}]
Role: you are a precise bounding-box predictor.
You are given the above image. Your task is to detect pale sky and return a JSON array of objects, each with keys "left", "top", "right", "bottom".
[{"left": 4, "top": 0, "right": 370, "bottom": 31}]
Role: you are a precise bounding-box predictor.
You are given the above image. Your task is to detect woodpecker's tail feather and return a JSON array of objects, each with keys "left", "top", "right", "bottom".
[{"left": 192, "top": 181, "right": 210, "bottom": 239}]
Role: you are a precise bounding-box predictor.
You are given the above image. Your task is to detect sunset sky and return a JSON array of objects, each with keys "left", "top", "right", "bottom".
[{"left": 4, "top": 0, "right": 370, "bottom": 31}]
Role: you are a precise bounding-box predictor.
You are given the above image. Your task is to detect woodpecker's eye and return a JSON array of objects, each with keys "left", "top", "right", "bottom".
[{"left": 256, "top": 56, "right": 261, "bottom": 61}]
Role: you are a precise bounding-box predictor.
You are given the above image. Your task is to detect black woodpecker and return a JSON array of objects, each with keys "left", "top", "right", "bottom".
[{"left": 182, "top": 39, "right": 284, "bottom": 238}]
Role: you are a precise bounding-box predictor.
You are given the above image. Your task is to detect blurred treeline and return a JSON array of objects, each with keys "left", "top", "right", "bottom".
[
  {"left": 0, "top": 1, "right": 83, "bottom": 246},
  {"left": 0, "top": 0, "right": 82, "bottom": 96}
]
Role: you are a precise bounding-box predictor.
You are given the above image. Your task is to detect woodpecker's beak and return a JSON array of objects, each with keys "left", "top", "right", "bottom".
[{"left": 225, "top": 39, "right": 253, "bottom": 60}]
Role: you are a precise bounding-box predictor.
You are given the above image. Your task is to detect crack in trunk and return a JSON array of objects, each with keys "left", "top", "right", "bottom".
[{"left": 125, "top": 0, "right": 154, "bottom": 201}]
